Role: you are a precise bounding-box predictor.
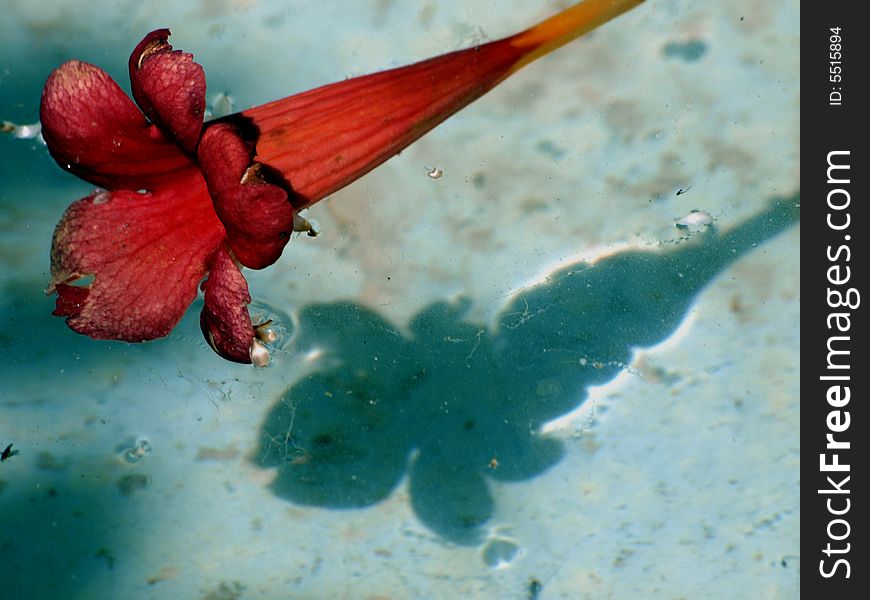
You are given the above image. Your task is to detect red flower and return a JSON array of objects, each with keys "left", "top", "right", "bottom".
[{"left": 40, "top": 0, "right": 643, "bottom": 365}]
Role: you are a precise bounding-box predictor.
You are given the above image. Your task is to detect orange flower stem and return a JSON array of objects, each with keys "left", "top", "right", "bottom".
[{"left": 243, "top": 0, "right": 645, "bottom": 207}]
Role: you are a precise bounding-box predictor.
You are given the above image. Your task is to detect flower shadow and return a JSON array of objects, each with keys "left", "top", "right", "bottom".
[{"left": 254, "top": 193, "right": 799, "bottom": 545}]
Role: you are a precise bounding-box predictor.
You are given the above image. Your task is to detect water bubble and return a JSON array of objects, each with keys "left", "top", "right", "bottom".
[
  {"left": 675, "top": 209, "right": 714, "bottom": 232},
  {"left": 481, "top": 537, "right": 523, "bottom": 569},
  {"left": 122, "top": 437, "right": 152, "bottom": 463},
  {"left": 2, "top": 120, "right": 42, "bottom": 139},
  {"left": 426, "top": 166, "right": 443, "bottom": 179},
  {"left": 208, "top": 92, "right": 235, "bottom": 119},
  {"left": 17, "top": 123, "right": 42, "bottom": 139}
]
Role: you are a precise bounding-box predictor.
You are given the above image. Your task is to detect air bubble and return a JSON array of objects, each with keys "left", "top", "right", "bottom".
[
  {"left": 207, "top": 92, "right": 235, "bottom": 119},
  {"left": 481, "top": 537, "right": 523, "bottom": 569},
  {"left": 2, "top": 120, "right": 42, "bottom": 139},
  {"left": 121, "top": 437, "right": 152, "bottom": 463},
  {"left": 675, "top": 209, "right": 714, "bottom": 232}
]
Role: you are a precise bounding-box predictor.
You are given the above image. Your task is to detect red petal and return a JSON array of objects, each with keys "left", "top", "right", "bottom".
[
  {"left": 129, "top": 29, "right": 206, "bottom": 153},
  {"left": 198, "top": 121, "right": 295, "bottom": 270},
  {"left": 49, "top": 176, "right": 226, "bottom": 342},
  {"left": 40, "top": 60, "right": 193, "bottom": 189},
  {"left": 200, "top": 244, "right": 255, "bottom": 364},
  {"left": 52, "top": 283, "right": 90, "bottom": 317}
]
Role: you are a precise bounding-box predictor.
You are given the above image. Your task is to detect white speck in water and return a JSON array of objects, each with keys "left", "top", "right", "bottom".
[
  {"left": 16, "top": 122, "right": 42, "bottom": 139},
  {"left": 304, "top": 348, "right": 324, "bottom": 363},
  {"left": 207, "top": 92, "right": 234, "bottom": 119},
  {"left": 3, "top": 120, "right": 42, "bottom": 139},
  {"left": 426, "top": 166, "right": 443, "bottom": 179},
  {"left": 675, "top": 209, "right": 713, "bottom": 231}
]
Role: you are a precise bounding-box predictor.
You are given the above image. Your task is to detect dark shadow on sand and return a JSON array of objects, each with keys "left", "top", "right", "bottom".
[{"left": 254, "top": 194, "right": 799, "bottom": 544}]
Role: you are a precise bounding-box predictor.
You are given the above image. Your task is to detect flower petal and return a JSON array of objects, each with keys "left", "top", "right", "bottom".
[
  {"left": 198, "top": 121, "right": 296, "bottom": 270},
  {"left": 49, "top": 175, "right": 226, "bottom": 342},
  {"left": 199, "top": 244, "right": 256, "bottom": 364},
  {"left": 128, "top": 29, "right": 206, "bottom": 153},
  {"left": 40, "top": 60, "right": 193, "bottom": 189}
]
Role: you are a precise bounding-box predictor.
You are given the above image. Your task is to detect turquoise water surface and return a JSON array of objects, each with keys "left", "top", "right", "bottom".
[{"left": 1, "top": 1, "right": 799, "bottom": 598}]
